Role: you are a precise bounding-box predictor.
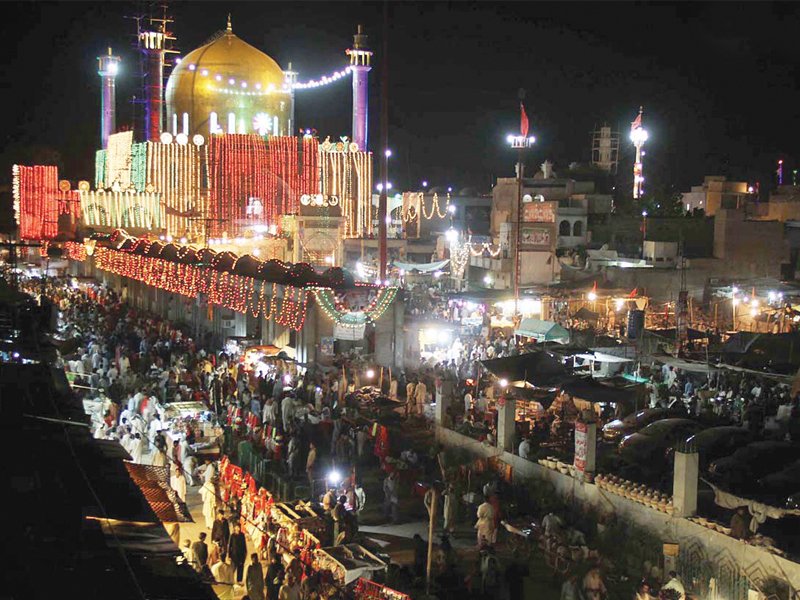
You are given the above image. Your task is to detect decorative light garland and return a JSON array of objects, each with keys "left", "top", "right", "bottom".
[
  {"left": 292, "top": 66, "right": 353, "bottom": 90},
  {"left": 319, "top": 139, "right": 372, "bottom": 238},
  {"left": 95, "top": 150, "right": 106, "bottom": 189},
  {"left": 147, "top": 140, "right": 203, "bottom": 239},
  {"left": 92, "top": 247, "right": 310, "bottom": 330},
  {"left": 312, "top": 287, "right": 398, "bottom": 327},
  {"left": 64, "top": 241, "right": 87, "bottom": 262},
  {"left": 12, "top": 164, "right": 67, "bottom": 240},
  {"left": 402, "top": 192, "right": 450, "bottom": 222},
  {"left": 80, "top": 190, "right": 162, "bottom": 229}
]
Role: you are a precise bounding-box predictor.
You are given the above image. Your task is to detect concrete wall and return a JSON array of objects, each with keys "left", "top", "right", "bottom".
[
  {"left": 437, "top": 426, "right": 800, "bottom": 596},
  {"left": 714, "top": 210, "right": 788, "bottom": 278}
]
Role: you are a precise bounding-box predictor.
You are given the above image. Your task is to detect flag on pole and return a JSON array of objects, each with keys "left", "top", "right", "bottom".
[
  {"left": 520, "top": 103, "right": 529, "bottom": 137},
  {"left": 631, "top": 109, "right": 642, "bottom": 132}
]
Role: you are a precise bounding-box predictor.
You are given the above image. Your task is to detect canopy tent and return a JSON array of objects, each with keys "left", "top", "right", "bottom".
[
  {"left": 515, "top": 319, "right": 570, "bottom": 343},
  {"left": 481, "top": 351, "right": 569, "bottom": 387},
  {"left": 561, "top": 376, "right": 637, "bottom": 405},
  {"left": 648, "top": 328, "right": 710, "bottom": 341},
  {"left": 574, "top": 351, "right": 634, "bottom": 364},
  {"left": 719, "top": 332, "right": 760, "bottom": 354},
  {"left": 653, "top": 354, "right": 718, "bottom": 374},
  {"left": 573, "top": 306, "right": 599, "bottom": 322},
  {"left": 393, "top": 258, "right": 450, "bottom": 273}
]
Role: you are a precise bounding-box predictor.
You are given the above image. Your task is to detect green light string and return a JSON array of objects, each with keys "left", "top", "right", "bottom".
[
  {"left": 130, "top": 143, "right": 147, "bottom": 192},
  {"left": 95, "top": 150, "right": 106, "bottom": 189},
  {"left": 312, "top": 287, "right": 398, "bottom": 327}
]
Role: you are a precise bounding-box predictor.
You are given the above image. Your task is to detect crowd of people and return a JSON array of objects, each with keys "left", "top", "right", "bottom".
[{"left": 31, "top": 279, "right": 384, "bottom": 599}]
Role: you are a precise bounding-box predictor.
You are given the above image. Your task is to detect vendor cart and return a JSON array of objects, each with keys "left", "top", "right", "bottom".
[
  {"left": 314, "top": 543, "right": 387, "bottom": 586},
  {"left": 271, "top": 501, "right": 329, "bottom": 549}
]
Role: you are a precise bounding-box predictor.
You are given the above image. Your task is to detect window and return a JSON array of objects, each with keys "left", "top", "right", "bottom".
[
  {"left": 559, "top": 220, "right": 571, "bottom": 236},
  {"left": 573, "top": 221, "right": 583, "bottom": 236}
]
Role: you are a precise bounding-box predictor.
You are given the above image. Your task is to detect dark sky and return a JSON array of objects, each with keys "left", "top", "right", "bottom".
[{"left": 2, "top": 2, "right": 799, "bottom": 197}]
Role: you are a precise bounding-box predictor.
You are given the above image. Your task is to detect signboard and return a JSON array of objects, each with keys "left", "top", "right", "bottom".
[
  {"left": 520, "top": 225, "right": 552, "bottom": 248},
  {"left": 320, "top": 337, "right": 335, "bottom": 356},
  {"left": 574, "top": 421, "right": 588, "bottom": 472},
  {"left": 334, "top": 322, "right": 365, "bottom": 341},
  {"left": 522, "top": 202, "right": 556, "bottom": 223}
]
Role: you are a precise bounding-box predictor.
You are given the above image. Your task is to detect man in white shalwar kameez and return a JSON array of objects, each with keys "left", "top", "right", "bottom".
[
  {"left": 474, "top": 498, "right": 496, "bottom": 546},
  {"left": 200, "top": 462, "right": 218, "bottom": 529},
  {"left": 130, "top": 434, "right": 145, "bottom": 463},
  {"left": 171, "top": 463, "right": 187, "bottom": 502}
]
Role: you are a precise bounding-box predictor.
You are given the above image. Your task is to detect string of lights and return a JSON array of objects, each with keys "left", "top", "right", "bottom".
[
  {"left": 64, "top": 241, "right": 87, "bottom": 262},
  {"left": 12, "top": 164, "right": 74, "bottom": 240},
  {"left": 402, "top": 192, "right": 450, "bottom": 222},
  {"left": 312, "top": 287, "right": 398, "bottom": 327},
  {"left": 292, "top": 65, "right": 353, "bottom": 90},
  {"left": 93, "top": 247, "right": 310, "bottom": 330}
]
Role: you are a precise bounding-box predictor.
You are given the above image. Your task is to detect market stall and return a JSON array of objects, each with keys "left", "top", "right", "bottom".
[
  {"left": 344, "top": 386, "right": 405, "bottom": 420},
  {"left": 270, "top": 501, "right": 329, "bottom": 550},
  {"left": 164, "top": 402, "right": 223, "bottom": 459},
  {"left": 314, "top": 543, "right": 387, "bottom": 585}
]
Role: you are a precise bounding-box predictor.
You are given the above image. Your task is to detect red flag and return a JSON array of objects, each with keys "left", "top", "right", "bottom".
[
  {"left": 631, "top": 110, "right": 642, "bottom": 132},
  {"left": 520, "top": 103, "right": 529, "bottom": 137}
]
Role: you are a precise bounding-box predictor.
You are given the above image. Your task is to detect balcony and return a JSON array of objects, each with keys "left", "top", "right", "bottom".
[{"left": 469, "top": 255, "right": 512, "bottom": 271}]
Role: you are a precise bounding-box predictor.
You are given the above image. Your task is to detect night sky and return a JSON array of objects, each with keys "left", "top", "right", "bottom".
[{"left": 2, "top": 2, "right": 799, "bottom": 199}]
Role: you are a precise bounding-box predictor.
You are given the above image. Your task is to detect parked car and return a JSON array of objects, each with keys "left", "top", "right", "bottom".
[
  {"left": 619, "top": 418, "right": 704, "bottom": 472},
  {"left": 708, "top": 441, "right": 800, "bottom": 494},
  {"left": 757, "top": 460, "right": 800, "bottom": 507},
  {"left": 680, "top": 426, "right": 755, "bottom": 470},
  {"left": 602, "top": 407, "right": 686, "bottom": 443}
]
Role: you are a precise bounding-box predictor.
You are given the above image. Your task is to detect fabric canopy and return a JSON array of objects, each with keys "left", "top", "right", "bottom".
[
  {"left": 515, "top": 319, "right": 570, "bottom": 342},
  {"left": 575, "top": 352, "right": 634, "bottom": 364},
  {"left": 703, "top": 479, "right": 800, "bottom": 533},
  {"left": 561, "top": 376, "right": 636, "bottom": 404},
  {"left": 481, "top": 351, "right": 569, "bottom": 387},
  {"left": 393, "top": 259, "right": 450, "bottom": 273},
  {"left": 648, "top": 328, "right": 710, "bottom": 341}
]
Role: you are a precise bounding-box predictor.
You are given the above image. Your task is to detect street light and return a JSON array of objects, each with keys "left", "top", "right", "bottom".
[
  {"left": 422, "top": 180, "right": 428, "bottom": 189},
  {"left": 631, "top": 107, "right": 648, "bottom": 198},
  {"left": 385, "top": 149, "right": 392, "bottom": 158},
  {"left": 506, "top": 132, "right": 536, "bottom": 314},
  {"left": 327, "top": 469, "right": 342, "bottom": 487},
  {"left": 641, "top": 210, "right": 648, "bottom": 259}
]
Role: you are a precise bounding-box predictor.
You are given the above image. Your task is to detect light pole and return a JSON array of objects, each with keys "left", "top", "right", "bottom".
[
  {"left": 507, "top": 133, "right": 536, "bottom": 312},
  {"left": 630, "top": 107, "right": 648, "bottom": 199},
  {"left": 641, "top": 210, "right": 648, "bottom": 259}
]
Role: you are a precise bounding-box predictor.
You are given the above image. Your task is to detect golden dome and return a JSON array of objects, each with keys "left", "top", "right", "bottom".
[{"left": 165, "top": 24, "right": 293, "bottom": 137}]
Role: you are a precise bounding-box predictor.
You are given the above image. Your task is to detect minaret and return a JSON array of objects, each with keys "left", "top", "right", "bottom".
[
  {"left": 630, "top": 106, "right": 648, "bottom": 199},
  {"left": 284, "top": 62, "right": 297, "bottom": 136},
  {"left": 97, "top": 48, "right": 121, "bottom": 148},
  {"left": 139, "top": 28, "right": 165, "bottom": 141},
  {"left": 346, "top": 25, "right": 373, "bottom": 151}
]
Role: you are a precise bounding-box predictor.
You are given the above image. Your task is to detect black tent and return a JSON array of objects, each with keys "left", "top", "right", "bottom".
[
  {"left": 481, "top": 351, "right": 569, "bottom": 387},
  {"left": 561, "top": 376, "right": 636, "bottom": 404},
  {"left": 573, "top": 306, "right": 599, "bottom": 322}
]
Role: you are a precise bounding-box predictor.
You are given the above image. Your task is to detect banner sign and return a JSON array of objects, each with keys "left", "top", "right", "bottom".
[
  {"left": 522, "top": 202, "right": 556, "bottom": 223},
  {"left": 574, "top": 421, "right": 588, "bottom": 472}
]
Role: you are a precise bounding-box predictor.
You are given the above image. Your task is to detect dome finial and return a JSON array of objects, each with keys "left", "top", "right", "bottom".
[{"left": 226, "top": 13, "right": 232, "bottom": 32}]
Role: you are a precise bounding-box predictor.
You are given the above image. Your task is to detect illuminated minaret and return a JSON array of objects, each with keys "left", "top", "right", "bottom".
[
  {"left": 630, "top": 106, "right": 648, "bottom": 199},
  {"left": 346, "top": 25, "right": 372, "bottom": 151},
  {"left": 97, "top": 47, "right": 121, "bottom": 148},
  {"left": 139, "top": 28, "right": 165, "bottom": 141}
]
